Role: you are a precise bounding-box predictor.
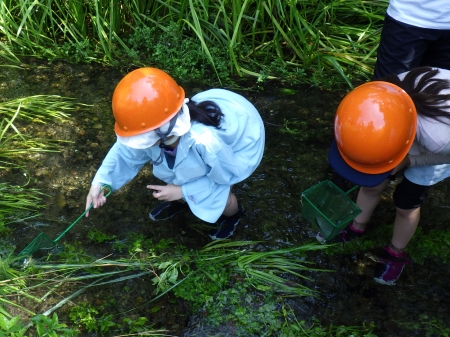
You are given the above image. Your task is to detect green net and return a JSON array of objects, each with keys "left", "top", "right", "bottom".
[
  {"left": 18, "top": 232, "right": 62, "bottom": 258},
  {"left": 17, "top": 184, "right": 112, "bottom": 259},
  {"left": 301, "top": 180, "right": 361, "bottom": 241}
]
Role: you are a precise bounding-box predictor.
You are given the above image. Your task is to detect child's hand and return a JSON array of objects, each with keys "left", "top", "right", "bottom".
[
  {"left": 85, "top": 185, "right": 106, "bottom": 217},
  {"left": 147, "top": 184, "right": 182, "bottom": 201}
]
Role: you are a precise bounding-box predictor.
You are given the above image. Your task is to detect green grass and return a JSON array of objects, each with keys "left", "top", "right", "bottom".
[{"left": 0, "top": 0, "right": 389, "bottom": 88}]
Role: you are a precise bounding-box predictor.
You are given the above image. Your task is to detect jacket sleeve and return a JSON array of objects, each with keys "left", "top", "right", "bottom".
[
  {"left": 409, "top": 153, "right": 450, "bottom": 166},
  {"left": 91, "top": 141, "right": 150, "bottom": 191}
]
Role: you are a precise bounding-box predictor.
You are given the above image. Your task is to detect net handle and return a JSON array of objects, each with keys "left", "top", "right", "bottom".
[
  {"left": 53, "top": 184, "right": 112, "bottom": 243},
  {"left": 346, "top": 185, "right": 359, "bottom": 194}
]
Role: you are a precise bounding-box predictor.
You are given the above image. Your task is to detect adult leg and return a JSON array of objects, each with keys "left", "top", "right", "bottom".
[
  {"left": 421, "top": 29, "right": 450, "bottom": 70},
  {"left": 373, "top": 14, "right": 431, "bottom": 80}
]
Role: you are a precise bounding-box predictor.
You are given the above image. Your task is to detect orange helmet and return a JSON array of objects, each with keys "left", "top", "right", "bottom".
[
  {"left": 335, "top": 81, "right": 417, "bottom": 174},
  {"left": 112, "top": 68, "right": 185, "bottom": 137}
]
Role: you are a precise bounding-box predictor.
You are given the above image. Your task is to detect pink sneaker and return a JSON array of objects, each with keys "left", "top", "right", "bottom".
[
  {"left": 315, "top": 222, "right": 366, "bottom": 244},
  {"left": 366, "top": 246, "right": 411, "bottom": 286}
]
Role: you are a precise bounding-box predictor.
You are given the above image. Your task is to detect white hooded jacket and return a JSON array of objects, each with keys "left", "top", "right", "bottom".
[{"left": 92, "top": 89, "right": 265, "bottom": 222}]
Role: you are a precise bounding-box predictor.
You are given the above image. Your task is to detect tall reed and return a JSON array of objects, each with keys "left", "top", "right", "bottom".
[{"left": 0, "top": 0, "right": 388, "bottom": 86}]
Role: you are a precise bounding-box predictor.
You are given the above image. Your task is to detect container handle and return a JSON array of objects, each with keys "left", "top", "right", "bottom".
[{"left": 346, "top": 185, "right": 359, "bottom": 194}]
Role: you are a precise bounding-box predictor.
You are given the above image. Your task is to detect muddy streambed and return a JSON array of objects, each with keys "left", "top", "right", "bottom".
[{"left": 1, "top": 59, "right": 450, "bottom": 336}]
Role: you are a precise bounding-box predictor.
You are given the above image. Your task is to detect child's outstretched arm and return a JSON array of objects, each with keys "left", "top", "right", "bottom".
[{"left": 147, "top": 184, "right": 182, "bottom": 201}]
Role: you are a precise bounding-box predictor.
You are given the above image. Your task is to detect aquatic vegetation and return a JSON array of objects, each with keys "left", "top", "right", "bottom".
[
  {"left": 0, "top": 0, "right": 388, "bottom": 87},
  {"left": 4, "top": 209, "right": 438, "bottom": 336},
  {"left": 0, "top": 95, "right": 73, "bottom": 122},
  {"left": 68, "top": 301, "right": 159, "bottom": 335},
  {"left": 0, "top": 239, "right": 334, "bottom": 336},
  {"left": 0, "top": 95, "right": 85, "bottom": 233},
  {"left": 0, "top": 184, "right": 45, "bottom": 235},
  {"left": 0, "top": 97, "right": 67, "bottom": 168},
  {"left": 87, "top": 228, "right": 116, "bottom": 244},
  {"left": 193, "top": 288, "right": 377, "bottom": 336},
  {"left": 0, "top": 95, "right": 80, "bottom": 170}
]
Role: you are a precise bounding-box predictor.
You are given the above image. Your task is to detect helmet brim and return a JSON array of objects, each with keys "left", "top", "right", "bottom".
[{"left": 328, "top": 140, "right": 392, "bottom": 188}]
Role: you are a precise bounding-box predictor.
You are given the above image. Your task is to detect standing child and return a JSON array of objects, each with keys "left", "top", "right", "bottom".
[
  {"left": 329, "top": 1, "right": 450, "bottom": 222},
  {"left": 85, "top": 68, "right": 265, "bottom": 239},
  {"left": 327, "top": 67, "right": 450, "bottom": 285}
]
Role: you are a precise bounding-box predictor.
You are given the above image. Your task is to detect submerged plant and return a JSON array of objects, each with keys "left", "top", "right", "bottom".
[
  {"left": 0, "top": 95, "right": 79, "bottom": 166},
  {"left": 0, "top": 95, "right": 86, "bottom": 230},
  {"left": 195, "top": 289, "right": 378, "bottom": 336},
  {"left": 0, "top": 184, "right": 45, "bottom": 235}
]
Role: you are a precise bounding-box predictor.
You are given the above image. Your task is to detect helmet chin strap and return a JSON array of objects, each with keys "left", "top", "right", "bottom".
[
  {"left": 150, "top": 113, "right": 179, "bottom": 166},
  {"left": 163, "top": 135, "right": 180, "bottom": 146}
]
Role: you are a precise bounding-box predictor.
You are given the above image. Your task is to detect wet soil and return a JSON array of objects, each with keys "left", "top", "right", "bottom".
[{"left": 1, "top": 58, "right": 450, "bottom": 336}]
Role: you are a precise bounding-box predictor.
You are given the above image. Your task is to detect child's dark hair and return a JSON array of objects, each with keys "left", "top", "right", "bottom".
[
  {"left": 382, "top": 67, "right": 450, "bottom": 122},
  {"left": 186, "top": 100, "right": 224, "bottom": 128}
]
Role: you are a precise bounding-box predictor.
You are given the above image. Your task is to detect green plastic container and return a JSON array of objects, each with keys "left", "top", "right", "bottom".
[{"left": 301, "top": 180, "right": 361, "bottom": 241}]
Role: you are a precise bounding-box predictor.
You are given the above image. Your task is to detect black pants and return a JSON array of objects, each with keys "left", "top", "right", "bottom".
[
  {"left": 393, "top": 176, "right": 430, "bottom": 210},
  {"left": 374, "top": 14, "right": 450, "bottom": 80}
]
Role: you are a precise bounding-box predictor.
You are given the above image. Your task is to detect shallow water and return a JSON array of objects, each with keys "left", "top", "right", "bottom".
[{"left": 2, "top": 59, "right": 450, "bottom": 336}]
